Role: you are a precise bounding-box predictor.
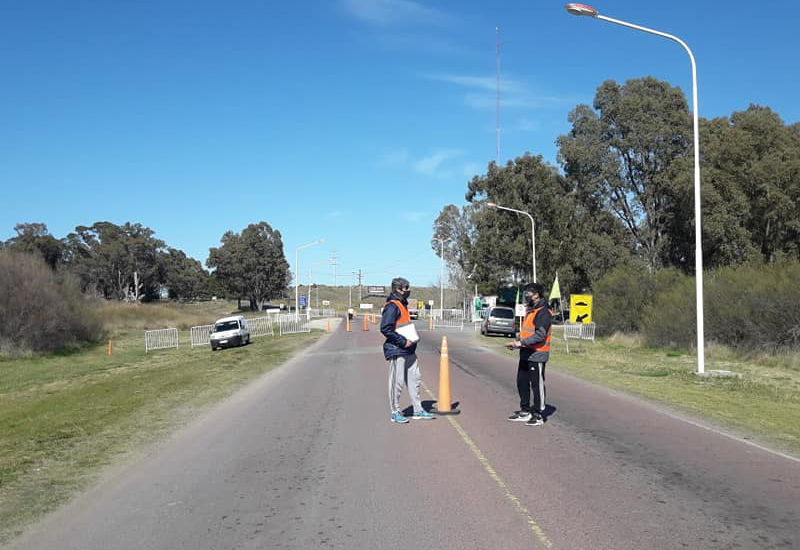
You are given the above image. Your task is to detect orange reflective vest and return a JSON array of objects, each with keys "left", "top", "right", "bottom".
[
  {"left": 389, "top": 299, "right": 412, "bottom": 327},
  {"left": 519, "top": 306, "right": 552, "bottom": 352}
]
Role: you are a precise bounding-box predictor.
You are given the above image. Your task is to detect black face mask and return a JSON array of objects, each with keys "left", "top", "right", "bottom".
[{"left": 398, "top": 288, "right": 411, "bottom": 299}]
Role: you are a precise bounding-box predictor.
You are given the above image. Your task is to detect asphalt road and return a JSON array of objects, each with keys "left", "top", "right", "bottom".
[{"left": 6, "top": 321, "right": 799, "bottom": 550}]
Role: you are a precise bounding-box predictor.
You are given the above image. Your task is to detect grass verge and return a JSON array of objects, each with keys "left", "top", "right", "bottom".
[
  {"left": 477, "top": 328, "right": 800, "bottom": 457},
  {"left": 0, "top": 309, "right": 323, "bottom": 544}
]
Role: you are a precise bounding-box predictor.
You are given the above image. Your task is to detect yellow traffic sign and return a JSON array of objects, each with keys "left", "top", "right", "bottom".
[{"left": 569, "top": 294, "right": 593, "bottom": 324}]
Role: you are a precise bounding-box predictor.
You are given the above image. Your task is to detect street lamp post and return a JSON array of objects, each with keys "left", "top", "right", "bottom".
[
  {"left": 437, "top": 237, "right": 451, "bottom": 318},
  {"left": 564, "top": 3, "right": 705, "bottom": 374},
  {"left": 486, "top": 202, "right": 536, "bottom": 283},
  {"left": 294, "top": 238, "right": 324, "bottom": 317}
]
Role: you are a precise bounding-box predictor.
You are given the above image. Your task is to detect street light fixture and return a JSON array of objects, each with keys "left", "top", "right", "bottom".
[
  {"left": 294, "top": 238, "right": 324, "bottom": 317},
  {"left": 486, "top": 202, "right": 536, "bottom": 283},
  {"left": 564, "top": 2, "right": 705, "bottom": 374},
  {"left": 436, "top": 237, "right": 451, "bottom": 319}
]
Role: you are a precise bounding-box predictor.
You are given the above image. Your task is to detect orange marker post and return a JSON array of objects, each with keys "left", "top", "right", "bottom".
[
  {"left": 428, "top": 317, "right": 434, "bottom": 331},
  {"left": 107, "top": 340, "right": 113, "bottom": 356},
  {"left": 326, "top": 319, "right": 330, "bottom": 332},
  {"left": 346, "top": 317, "right": 351, "bottom": 332},
  {"left": 434, "top": 336, "right": 459, "bottom": 415},
  {"left": 363, "top": 315, "right": 369, "bottom": 331}
]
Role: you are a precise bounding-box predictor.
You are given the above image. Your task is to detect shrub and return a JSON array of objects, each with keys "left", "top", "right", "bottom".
[
  {"left": 705, "top": 261, "right": 800, "bottom": 352},
  {"left": 593, "top": 264, "right": 684, "bottom": 336},
  {"left": 0, "top": 250, "right": 104, "bottom": 354},
  {"left": 640, "top": 273, "right": 696, "bottom": 349}
]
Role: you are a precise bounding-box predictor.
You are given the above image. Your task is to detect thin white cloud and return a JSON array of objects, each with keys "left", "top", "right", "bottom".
[
  {"left": 423, "top": 72, "right": 572, "bottom": 111},
  {"left": 341, "top": 0, "right": 453, "bottom": 26},
  {"left": 326, "top": 210, "right": 345, "bottom": 218},
  {"left": 413, "top": 149, "right": 463, "bottom": 177}
]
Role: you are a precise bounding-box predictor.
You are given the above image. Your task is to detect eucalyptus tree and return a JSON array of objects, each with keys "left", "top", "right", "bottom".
[
  {"left": 207, "top": 222, "right": 290, "bottom": 310},
  {"left": 558, "top": 77, "right": 694, "bottom": 272},
  {"left": 62, "top": 221, "right": 165, "bottom": 300},
  {"left": 701, "top": 105, "right": 800, "bottom": 266}
]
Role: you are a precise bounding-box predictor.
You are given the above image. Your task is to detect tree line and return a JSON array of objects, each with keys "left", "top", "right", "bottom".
[
  {"left": 0, "top": 221, "right": 290, "bottom": 309},
  {"left": 434, "top": 77, "right": 800, "bottom": 300}
]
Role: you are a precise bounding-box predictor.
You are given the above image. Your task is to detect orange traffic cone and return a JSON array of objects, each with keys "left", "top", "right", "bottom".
[
  {"left": 363, "top": 315, "right": 369, "bottom": 331},
  {"left": 434, "top": 336, "right": 459, "bottom": 415},
  {"left": 346, "top": 317, "right": 351, "bottom": 332}
]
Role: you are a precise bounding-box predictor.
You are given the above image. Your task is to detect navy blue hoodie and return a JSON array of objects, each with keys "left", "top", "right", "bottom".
[{"left": 380, "top": 292, "right": 418, "bottom": 360}]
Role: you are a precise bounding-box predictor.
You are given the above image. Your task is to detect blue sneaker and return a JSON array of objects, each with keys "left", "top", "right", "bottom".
[
  {"left": 412, "top": 410, "right": 435, "bottom": 420},
  {"left": 391, "top": 412, "right": 409, "bottom": 424}
]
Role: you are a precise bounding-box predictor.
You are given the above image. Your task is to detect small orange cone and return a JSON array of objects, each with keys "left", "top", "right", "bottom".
[
  {"left": 434, "top": 336, "right": 459, "bottom": 415},
  {"left": 346, "top": 317, "right": 351, "bottom": 332},
  {"left": 363, "top": 315, "right": 369, "bottom": 331}
]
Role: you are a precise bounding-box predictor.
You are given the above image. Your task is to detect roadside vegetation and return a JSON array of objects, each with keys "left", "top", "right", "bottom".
[
  {"left": 0, "top": 300, "right": 323, "bottom": 544},
  {"left": 480, "top": 327, "right": 800, "bottom": 458}
]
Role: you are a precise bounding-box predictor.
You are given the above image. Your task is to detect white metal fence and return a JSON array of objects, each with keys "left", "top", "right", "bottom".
[
  {"left": 248, "top": 316, "right": 275, "bottom": 338},
  {"left": 308, "top": 308, "right": 337, "bottom": 318},
  {"left": 279, "top": 315, "right": 311, "bottom": 335},
  {"left": 145, "top": 328, "right": 179, "bottom": 352},
  {"left": 563, "top": 322, "right": 596, "bottom": 342},
  {"left": 190, "top": 324, "right": 213, "bottom": 347},
  {"left": 433, "top": 309, "right": 465, "bottom": 330}
]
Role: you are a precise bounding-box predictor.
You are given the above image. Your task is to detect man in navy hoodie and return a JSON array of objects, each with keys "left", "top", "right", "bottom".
[{"left": 380, "top": 277, "right": 435, "bottom": 424}]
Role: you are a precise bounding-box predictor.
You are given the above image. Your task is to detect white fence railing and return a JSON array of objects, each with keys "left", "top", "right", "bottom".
[
  {"left": 563, "top": 322, "right": 596, "bottom": 342},
  {"left": 248, "top": 316, "right": 274, "bottom": 338},
  {"left": 279, "top": 315, "right": 311, "bottom": 335},
  {"left": 190, "top": 324, "right": 213, "bottom": 347},
  {"left": 145, "top": 328, "right": 179, "bottom": 352},
  {"left": 308, "top": 308, "right": 337, "bottom": 318},
  {"left": 433, "top": 309, "right": 465, "bottom": 330}
]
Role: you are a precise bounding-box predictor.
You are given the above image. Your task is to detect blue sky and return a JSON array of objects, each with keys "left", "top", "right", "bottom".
[{"left": 2, "top": 1, "right": 798, "bottom": 288}]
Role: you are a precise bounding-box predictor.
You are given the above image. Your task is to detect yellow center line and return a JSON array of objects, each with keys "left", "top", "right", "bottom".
[{"left": 422, "top": 382, "right": 554, "bottom": 549}]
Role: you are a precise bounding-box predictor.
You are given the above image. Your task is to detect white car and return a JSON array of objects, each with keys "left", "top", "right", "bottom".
[{"left": 210, "top": 315, "right": 250, "bottom": 350}]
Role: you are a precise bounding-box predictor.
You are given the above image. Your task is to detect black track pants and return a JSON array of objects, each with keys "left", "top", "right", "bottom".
[{"left": 517, "top": 359, "right": 546, "bottom": 413}]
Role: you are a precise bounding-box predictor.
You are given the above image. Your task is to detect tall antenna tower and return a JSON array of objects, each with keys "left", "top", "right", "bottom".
[{"left": 496, "top": 26, "right": 502, "bottom": 164}]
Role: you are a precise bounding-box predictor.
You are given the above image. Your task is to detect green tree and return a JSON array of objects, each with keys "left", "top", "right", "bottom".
[
  {"left": 4, "top": 222, "right": 65, "bottom": 269},
  {"left": 62, "top": 221, "right": 166, "bottom": 301},
  {"left": 701, "top": 105, "right": 800, "bottom": 266},
  {"left": 557, "top": 77, "right": 694, "bottom": 271},
  {"left": 207, "top": 222, "right": 290, "bottom": 310},
  {"left": 464, "top": 154, "right": 630, "bottom": 296},
  {"left": 159, "top": 248, "right": 211, "bottom": 300}
]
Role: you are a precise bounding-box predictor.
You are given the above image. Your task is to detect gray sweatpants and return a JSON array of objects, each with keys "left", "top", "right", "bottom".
[{"left": 388, "top": 354, "right": 422, "bottom": 415}]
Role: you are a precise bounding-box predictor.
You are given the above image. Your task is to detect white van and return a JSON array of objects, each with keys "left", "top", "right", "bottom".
[{"left": 210, "top": 315, "right": 250, "bottom": 351}]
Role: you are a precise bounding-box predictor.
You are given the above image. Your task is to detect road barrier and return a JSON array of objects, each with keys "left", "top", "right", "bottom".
[
  {"left": 145, "top": 328, "right": 179, "bottom": 352},
  {"left": 190, "top": 324, "right": 213, "bottom": 347},
  {"left": 563, "top": 322, "right": 596, "bottom": 342},
  {"left": 279, "top": 315, "right": 311, "bottom": 335},
  {"left": 433, "top": 309, "right": 465, "bottom": 331},
  {"left": 248, "top": 316, "right": 275, "bottom": 338}
]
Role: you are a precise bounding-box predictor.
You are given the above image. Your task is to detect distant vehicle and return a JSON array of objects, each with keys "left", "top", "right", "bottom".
[
  {"left": 210, "top": 315, "right": 250, "bottom": 351},
  {"left": 480, "top": 306, "right": 518, "bottom": 337},
  {"left": 408, "top": 308, "right": 419, "bottom": 320},
  {"left": 551, "top": 308, "right": 570, "bottom": 325}
]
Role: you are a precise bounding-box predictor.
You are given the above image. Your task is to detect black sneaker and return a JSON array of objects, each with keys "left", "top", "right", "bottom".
[
  {"left": 508, "top": 410, "right": 532, "bottom": 422},
  {"left": 525, "top": 412, "right": 544, "bottom": 426}
]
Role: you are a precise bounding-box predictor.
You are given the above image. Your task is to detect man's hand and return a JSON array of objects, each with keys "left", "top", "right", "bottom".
[
  {"left": 404, "top": 339, "right": 414, "bottom": 348},
  {"left": 505, "top": 340, "right": 521, "bottom": 349}
]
